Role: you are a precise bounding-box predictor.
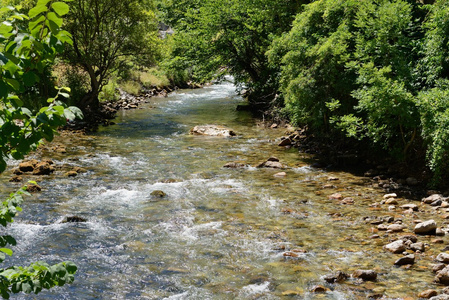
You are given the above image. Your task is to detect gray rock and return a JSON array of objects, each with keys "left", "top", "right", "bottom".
[
  {"left": 223, "top": 162, "right": 247, "bottom": 168},
  {"left": 414, "top": 220, "right": 437, "bottom": 235},
  {"left": 430, "top": 295, "right": 449, "bottom": 300},
  {"left": 190, "top": 125, "right": 236, "bottom": 137},
  {"left": 385, "top": 240, "right": 406, "bottom": 254},
  {"left": 423, "top": 194, "right": 445, "bottom": 204},
  {"left": 410, "top": 242, "right": 425, "bottom": 252},
  {"left": 435, "top": 266, "right": 449, "bottom": 285},
  {"left": 400, "top": 204, "right": 418, "bottom": 211},
  {"left": 437, "top": 253, "right": 449, "bottom": 263}
]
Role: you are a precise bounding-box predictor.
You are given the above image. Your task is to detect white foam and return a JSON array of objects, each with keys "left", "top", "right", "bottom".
[{"left": 240, "top": 281, "right": 271, "bottom": 296}]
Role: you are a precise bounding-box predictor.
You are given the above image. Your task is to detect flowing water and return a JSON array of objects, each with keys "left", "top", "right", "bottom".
[{"left": 0, "top": 80, "right": 443, "bottom": 299}]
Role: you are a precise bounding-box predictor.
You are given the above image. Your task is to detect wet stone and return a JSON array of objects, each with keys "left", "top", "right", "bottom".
[
  {"left": 423, "top": 194, "right": 445, "bottom": 204},
  {"left": 352, "top": 269, "right": 377, "bottom": 281},
  {"left": 437, "top": 253, "right": 449, "bottom": 263},
  {"left": 151, "top": 190, "right": 167, "bottom": 198},
  {"left": 418, "top": 290, "right": 438, "bottom": 299},
  {"left": 26, "top": 183, "right": 41, "bottom": 193},
  {"left": 62, "top": 216, "right": 88, "bottom": 223},
  {"left": 9, "top": 175, "right": 22, "bottom": 182},
  {"left": 323, "top": 271, "right": 348, "bottom": 283},
  {"left": 410, "top": 242, "right": 425, "bottom": 252},
  {"left": 394, "top": 254, "right": 415, "bottom": 266},
  {"left": 435, "top": 266, "right": 449, "bottom": 285},
  {"left": 223, "top": 162, "right": 247, "bottom": 169},
  {"left": 65, "top": 171, "right": 78, "bottom": 177},
  {"left": 310, "top": 285, "right": 328, "bottom": 293},
  {"left": 432, "top": 263, "right": 446, "bottom": 273},
  {"left": 387, "top": 224, "right": 405, "bottom": 232}
]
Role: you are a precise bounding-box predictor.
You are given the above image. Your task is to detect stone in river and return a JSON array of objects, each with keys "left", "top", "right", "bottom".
[
  {"left": 352, "top": 269, "right": 377, "bottom": 281},
  {"left": 410, "top": 242, "right": 425, "bottom": 252},
  {"left": 278, "top": 138, "right": 292, "bottom": 147},
  {"left": 190, "top": 125, "right": 236, "bottom": 137},
  {"left": 26, "top": 183, "right": 41, "bottom": 193},
  {"left": 323, "top": 270, "right": 348, "bottom": 283},
  {"left": 387, "top": 224, "right": 405, "bottom": 232},
  {"left": 385, "top": 240, "right": 406, "bottom": 254},
  {"left": 274, "top": 172, "right": 287, "bottom": 177},
  {"left": 423, "top": 194, "right": 445, "bottom": 204},
  {"left": 310, "top": 285, "right": 328, "bottom": 293},
  {"left": 418, "top": 289, "right": 438, "bottom": 299},
  {"left": 394, "top": 254, "right": 415, "bottom": 266},
  {"left": 151, "top": 190, "right": 167, "bottom": 198},
  {"left": 414, "top": 220, "right": 437, "bottom": 235},
  {"left": 435, "top": 266, "right": 449, "bottom": 285},
  {"left": 436, "top": 253, "right": 449, "bottom": 264},
  {"left": 223, "top": 162, "right": 247, "bottom": 168}
]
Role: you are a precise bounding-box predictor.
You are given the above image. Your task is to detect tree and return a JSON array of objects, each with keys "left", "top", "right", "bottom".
[
  {"left": 162, "top": 0, "right": 307, "bottom": 110},
  {"left": 0, "top": 1, "right": 81, "bottom": 297},
  {"left": 64, "top": 0, "right": 160, "bottom": 113}
]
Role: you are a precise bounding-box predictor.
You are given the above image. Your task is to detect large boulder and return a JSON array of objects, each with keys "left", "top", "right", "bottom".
[
  {"left": 190, "top": 125, "right": 236, "bottom": 137},
  {"left": 32, "top": 161, "right": 55, "bottom": 175}
]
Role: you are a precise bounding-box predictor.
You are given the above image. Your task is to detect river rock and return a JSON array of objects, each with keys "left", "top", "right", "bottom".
[
  {"left": 433, "top": 263, "right": 446, "bottom": 273},
  {"left": 329, "top": 193, "right": 343, "bottom": 200},
  {"left": 435, "top": 266, "right": 449, "bottom": 285},
  {"left": 65, "top": 171, "right": 78, "bottom": 177},
  {"left": 394, "top": 254, "right": 415, "bottom": 266},
  {"left": 384, "top": 193, "right": 398, "bottom": 199},
  {"left": 32, "top": 161, "right": 55, "bottom": 175},
  {"left": 385, "top": 240, "right": 406, "bottom": 253},
  {"left": 437, "top": 253, "right": 449, "bottom": 264},
  {"left": 223, "top": 162, "right": 247, "bottom": 169},
  {"left": 423, "top": 194, "right": 445, "bottom": 204},
  {"left": 9, "top": 175, "right": 22, "bottom": 182},
  {"left": 151, "top": 190, "right": 167, "bottom": 198},
  {"left": 410, "top": 242, "right": 425, "bottom": 252},
  {"left": 26, "top": 183, "right": 41, "bottom": 193},
  {"left": 323, "top": 271, "right": 348, "bottom": 283},
  {"left": 278, "top": 138, "right": 292, "bottom": 147},
  {"left": 62, "top": 216, "right": 87, "bottom": 223},
  {"left": 400, "top": 204, "right": 418, "bottom": 211},
  {"left": 19, "top": 160, "right": 37, "bottom": 172},
  {"left": 274, "top": 172, "right": 287, "bottom": 177},
  {"left": 352, "top": 269, "right": 377, "bottom": 281},
  {"left": 429, "top": 295, "right": 449, "bottom": 300},
  {"left": 414, "top": 220, "right": 437, "bottom": 235},
  {"left": 400, "top": 235, "right": 418, "bottom": 243},
  {"left": 385, "top": 198, "right": 398, "bottom": 205},
  {"left": 418, "top": 290, "right": 438, "bottom": 298},
  {"left": 387, "top": 224, "right": 405, "bottom": 232},
  {"left": 190, "top": 125, "right": 236, "bottom": 137},
  {"left": 310, "top": 285, "right": 328, "bottom": 293}
]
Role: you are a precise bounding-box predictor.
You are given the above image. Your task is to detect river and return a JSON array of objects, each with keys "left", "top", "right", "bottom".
[{"left": 0, "top": 80, "right": 442, "bottom": 299}]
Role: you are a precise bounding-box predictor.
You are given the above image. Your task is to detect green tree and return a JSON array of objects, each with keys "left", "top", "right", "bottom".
[
  {"left": 0, "top": 1, "right": 80, "bottom": 297},
  {"left": 64, "top": 0, "right": 160, "bottom": 112},
  {"left": 162, "top": 0, "right": 306, "bottom": 110}
]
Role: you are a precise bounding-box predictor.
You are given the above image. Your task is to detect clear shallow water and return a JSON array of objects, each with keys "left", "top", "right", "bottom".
[{"left": 0, "top": 81, "right": 442, "bottom": 299}]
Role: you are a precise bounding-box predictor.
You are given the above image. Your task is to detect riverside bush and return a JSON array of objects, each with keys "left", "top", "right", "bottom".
[{"left": 0, "top": 1, "right": 80, "bottom": 297}]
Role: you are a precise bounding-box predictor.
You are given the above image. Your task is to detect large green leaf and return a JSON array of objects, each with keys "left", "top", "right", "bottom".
[
  {"left": 51, "top": 2, "right": 70, "bottom": 16},
  {"left": 28, "top": 5, "right": 48, "bottom": 19}
]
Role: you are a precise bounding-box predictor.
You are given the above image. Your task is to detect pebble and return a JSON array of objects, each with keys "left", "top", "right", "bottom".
[{"left": 384, "top": 193, "right": 398, "bottom": 199}]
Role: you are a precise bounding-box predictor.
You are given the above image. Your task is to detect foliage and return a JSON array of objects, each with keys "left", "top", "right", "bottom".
[
  {"left": 0, "top": 1, "right": 80, "bottom": 297},
  {"left": 161, "top": 0, "right": 307, "bottom": 108},
  {"left": 270, "top": 0, "right": 421, "bottom": 157},
  {"left": 64, "top": 0, "right": 161, "bottom": 111}
]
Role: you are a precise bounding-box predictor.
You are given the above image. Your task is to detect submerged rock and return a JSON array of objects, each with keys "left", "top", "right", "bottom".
[
  {"left": 323, "top": 271, "right": 348, "bottom": 283},
  {"left": 418, "top": 290, "right": 438, "bottom": 299},
  {"left": 26, "top": 183, "right": 41, "bottom": 193},
  {"left": 62, "top": 216, "right": 87, "bottom": 223},
  {"left": 223, "top": 162, "right": 248, "bottom": 169},
  {"left": 151, "top": 190, "right": 167, "bottom": 198},
  {"left": 32, "top": 161, "right": 55, "bottom": 175},
  {"left": 190, "top": 125, "right": 236, "bottom": 137}
]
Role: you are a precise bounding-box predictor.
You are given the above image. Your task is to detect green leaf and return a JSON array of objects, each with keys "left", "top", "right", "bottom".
[
  {"left": 5, "top": 79, "right": 20, "bottom": 91},
  {"left": 47, "top": 12, "right": 63, "bottom": 28},
  {"left": 51, "top": 2, "right": 70, "bottom": 16},
  {"left": 28, "top": 5, "right": 48, "bottom": 19},
  {"left": 23, "top": 71, "right": 39, "bottom": 87},
  {"left": 0, "top": 248, "right": 13, "bottom": 256}
]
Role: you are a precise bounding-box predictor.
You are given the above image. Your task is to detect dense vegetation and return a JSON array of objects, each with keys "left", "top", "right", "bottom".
[
  {"left": 1, "top": 0, "right": 449, "bottom": 296},
  {"left": 161, "top": 0, "right": 449, "bottom": 186}
]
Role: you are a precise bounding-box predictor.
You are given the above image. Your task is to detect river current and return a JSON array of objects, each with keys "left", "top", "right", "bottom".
[{"left": 0, "top": 80, "right": 441, "bottom": 299}]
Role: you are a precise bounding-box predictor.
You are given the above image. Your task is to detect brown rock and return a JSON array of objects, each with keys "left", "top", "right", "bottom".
[
  {"left": 9, "top": 175, "right": 22, "bottom": 182},
  {"left": 385, "top": 198, "right": 398, "bottom": 205},
  {"left": 26, "top": 183, "right": 41, "bottom": 193},
  {"left": 423, "top": 194, "right": 445, "bottom": 204},
  {"left": 435, "top": 266, "right": 449, "bottom": 284},
  {"left": 310, "top": 285, "right": 328, "bottom": 293},
  {"left": 274, "top": 172, "right": 287, "bottom": 177},
  {"left": 263, "top": 161, "right": 283, "bottom": 169},
  {"left": 400, "top": 204, "right": 419, "bottom": 211},
  {"left": 32, "top": 162, "right": 55, "bottom": 175},
  {"left": 65, "top": 171, "right": 78, "bottom": 177},
  {"left": 340, "top": 197, "right": 354, "bottom": 205},
  {"left": 432, "top": 263, "right": 446, "bottom": 273},
  {"left": 323, "top": 271, "right": 348, "bottom": 283},
  {"left": 190, "top": 125, "right": 236, "bottom": 137},
  {"left": 278, "top": 138, "right": 292, "bottom": 147},
  {"left": 73, "top": 167, "right": 88, "bottom": 173},
  {"left": 12, "top": 169, "right": 23, "bottom": 175},
  {"left": 19, "top": 161, "right": 36, "bottom": 172},
  {"left": 418, "top": 289, "right": 438, "bottom": 298},
  {"left": 410, "top": 242, "right": 425, "bottom": 252},
  {"left": 352, "top": 269, "right": 377, "bottom": 281},
  {"left": 151, "top": 190, "right": 167, "bottom": 198}
]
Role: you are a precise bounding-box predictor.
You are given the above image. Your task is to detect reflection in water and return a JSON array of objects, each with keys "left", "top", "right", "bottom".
[{"left": 0, "top": 80, "right": 438, "bottom": 299}]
